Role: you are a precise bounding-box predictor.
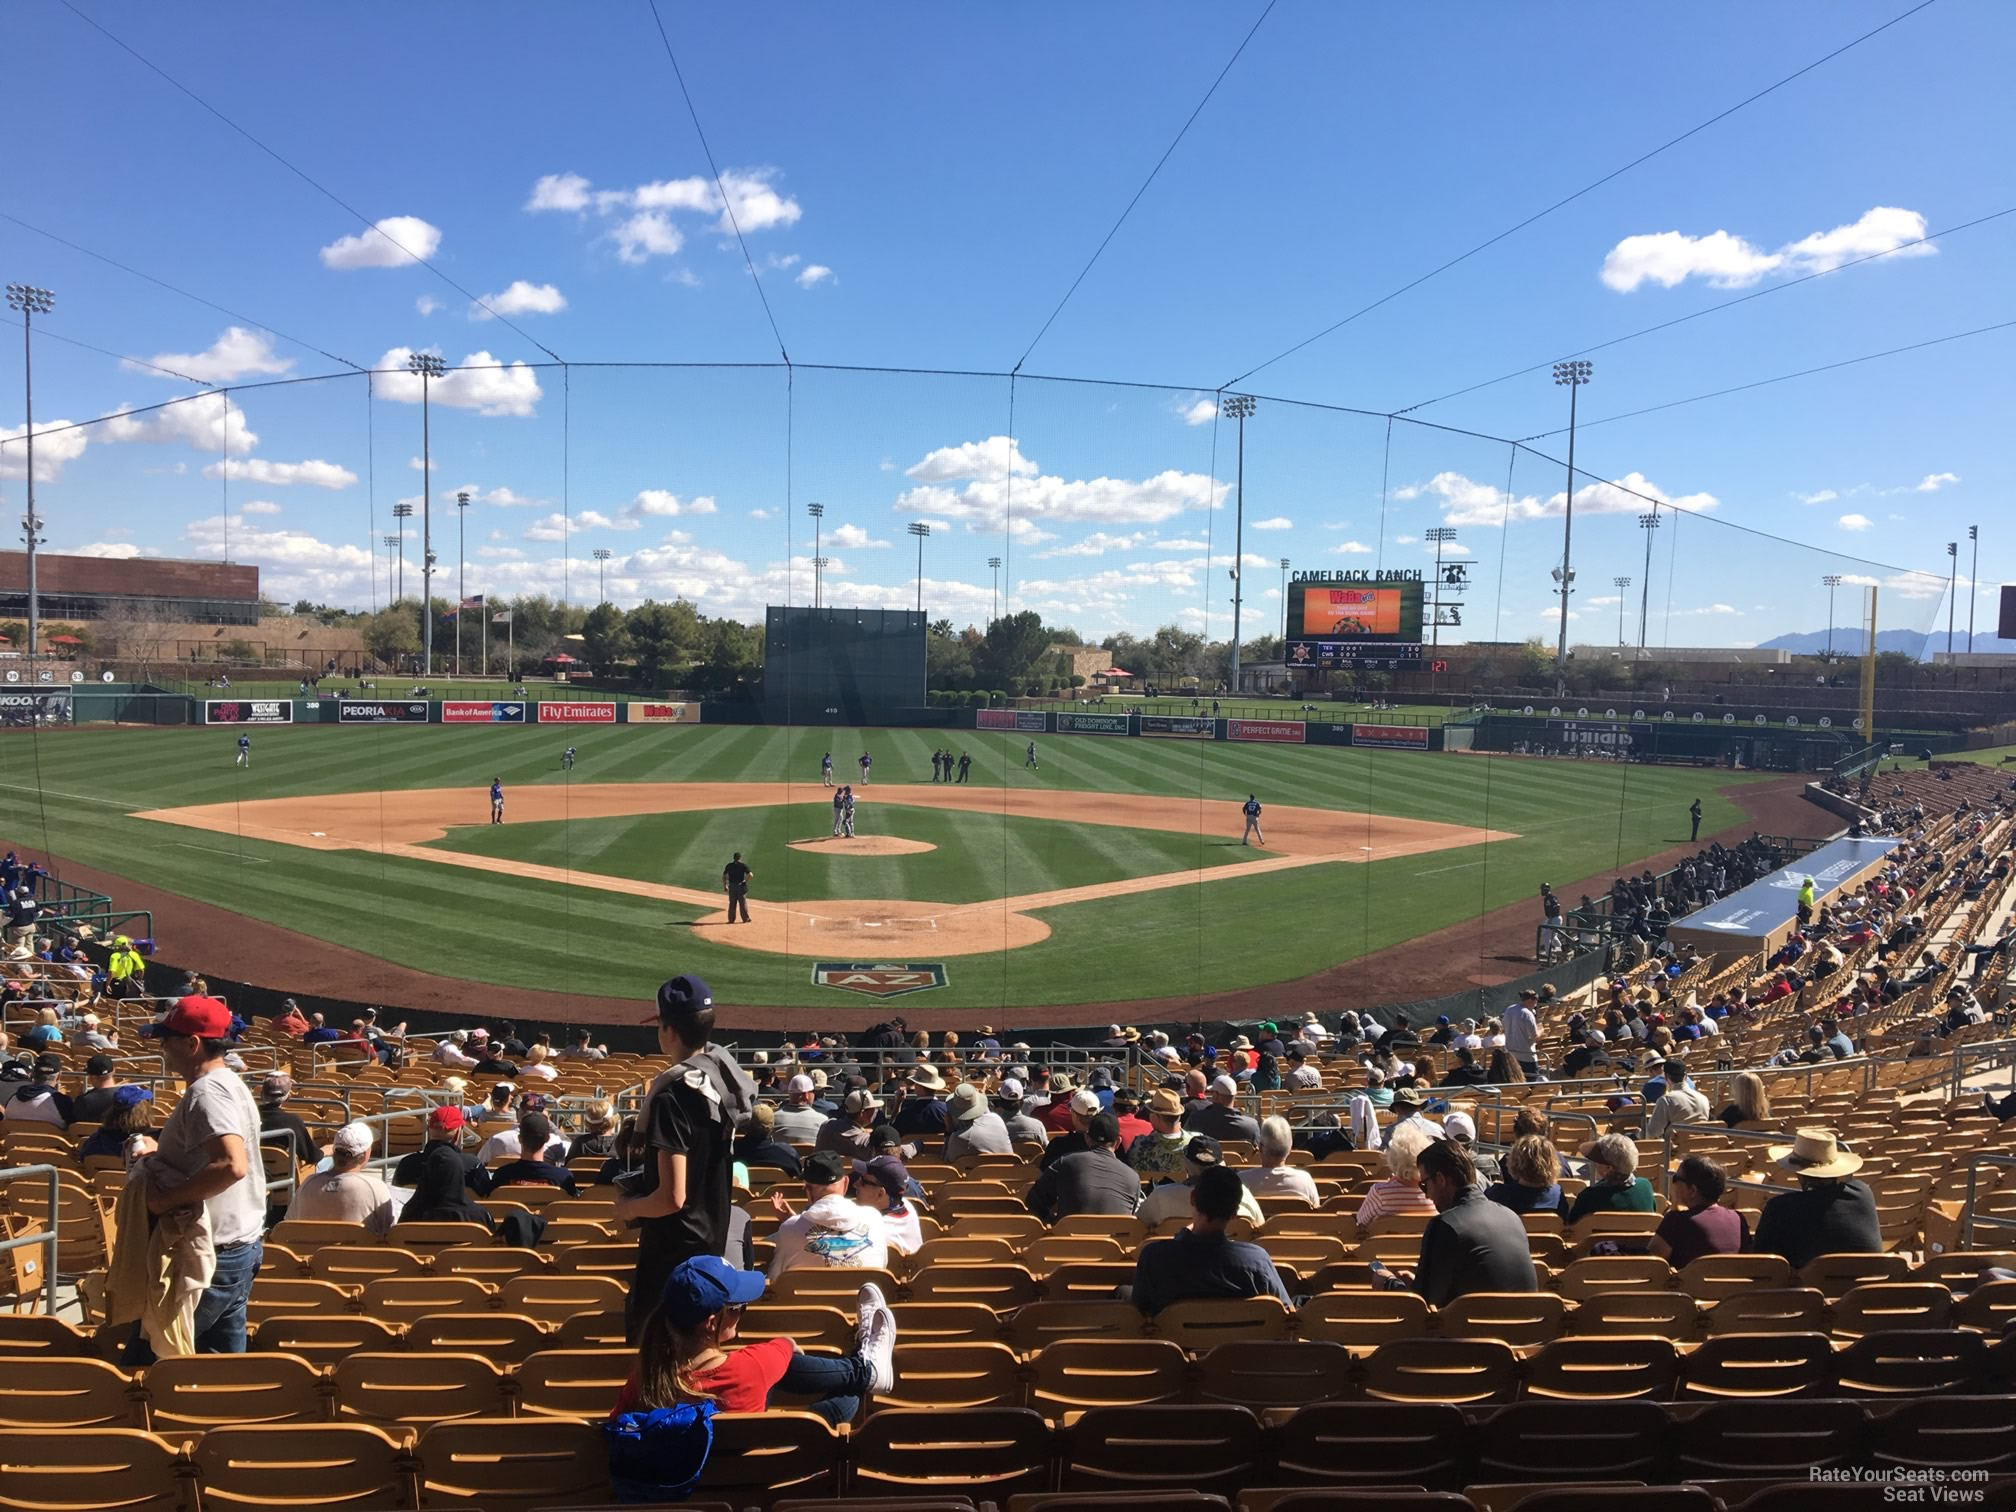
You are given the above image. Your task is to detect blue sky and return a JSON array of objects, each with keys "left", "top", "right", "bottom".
[{"left": 2, "top": 0, "right": 2008, "bottom": 649}]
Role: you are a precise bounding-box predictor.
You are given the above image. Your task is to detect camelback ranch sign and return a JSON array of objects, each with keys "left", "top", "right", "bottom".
[{"left": 811, "top": 962, "right": 949, "bottom": 998}]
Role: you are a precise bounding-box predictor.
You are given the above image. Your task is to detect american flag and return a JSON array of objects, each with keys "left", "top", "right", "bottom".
[{"left": 460, "top": 594, "right": 485, "bottom": 610}]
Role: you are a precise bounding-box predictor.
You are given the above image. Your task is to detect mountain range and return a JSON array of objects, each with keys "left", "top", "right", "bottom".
[{"left": 1754, "top": 628, "right": 2016, "bottom": 659}]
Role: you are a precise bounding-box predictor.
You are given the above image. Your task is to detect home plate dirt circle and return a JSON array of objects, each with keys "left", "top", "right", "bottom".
[
  {"left": 698, "top": 899, "right": 1049, "bottom": 956},
  {"left": 786, "top": 835, "right": 937, "bottom": 857}
]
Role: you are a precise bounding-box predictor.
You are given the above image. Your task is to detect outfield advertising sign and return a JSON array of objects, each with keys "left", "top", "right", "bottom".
[
  {"left": 1227, "top": 718, "right": 1305, "bottom": 745},
  {"left": 537, "top": 701, "right": 617, "bottom": 724},
  {"left": 336, "top": 701, "right": 430, "bottom": 724},
  {"left": 1056, "top": 711, "right": 1131, "bottom": 736},
  {"left": 630, "top": 702, "right": 699, "bottom": 724},
  {"left": 977, "top": 708, "right": 1048, "bottom": 732},
  {"left": 1351, "top": 723, "right": 1429, "bottom": 749},
  {"left": 1547, "top": 718, "right": 1650, "bottom": 751},
  {"left": 1139, "top": 714, "right": 1216, "bottom": 739},
  {"left": 204, "top": 699, "right": 293, "bottom": 725},
  {"left": 442, "top": 701, "right": 528, "bottom": 724},
  {"left": 2, "top": 691, "right": 74, "bottom": 726}
]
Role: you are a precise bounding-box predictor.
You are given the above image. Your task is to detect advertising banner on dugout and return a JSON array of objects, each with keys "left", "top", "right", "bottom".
[
  {"left": 1667, "top": 835, "right": 1899, "bottom": 956},
  {"left": 1139, "top": 714, "right": 1216, "bottom": 739},
  {"left": 203, "top": 699, "right": 293, "bottom": 725},
  {"left": 1055, "top": 711, "right": 1132, "bottom": 736},
  {"left": 977, "top": 708, "right": 1048, "bottom": 732},
  {"left": 537, "top": 701, "right": 617, "bottom": 724},
  {"left": 336, "top": 701, "right": 429, "bottom": 724},
  {"left": 1227, "top": 718, "right": 1305, "bottom": 744},
  {"left": 1350, "top": 723, "right": 1429, "bottom": 749},
  {"left": 442, "top": 701, "right": 529, "bottom": 724}
]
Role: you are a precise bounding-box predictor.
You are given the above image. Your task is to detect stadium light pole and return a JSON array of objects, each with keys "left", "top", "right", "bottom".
[
  {"left": 407, "top": 352, "right": 447, "bottom": 677},
  {"left": 806, "top": 501, "right": 824, "bottom": 608},
  {"left": 593, "top": 547, "right": 612, "bottom": 605},
  {"left": 1823, "top": 574, "right": 1843, "bottom": 659},
  {"left": 456, "top": 490, "right": 471, "bottom": 675},
  {"left": 1552, "top": 361, "right": 1592, "bottom": 673},
  {"left": 383, "top": 534, "right": 404, "bottom": 639},
  {"left": 1968, "top": 525, "right": 1979, "bottom": 653},
  {"left": 7, "top": 283, "right": 53, "bottom": 666},
  {"left": 1279, "top": 558, "right": 1291, "bottom": 643},
  {"left": 812, "top": 556, "right": 830, "bottom": 609},
  {"left": 988, "top": 556, "right": 1002, "bottom": 625},
  {"left": 390, "top": 504, "right": 414, "bottom": 603},
  {"left": 1947, "top": 540, "right": 1958, "bottom": 656},
  {"left": 1222, "top": 394, "right": 1256, "bottom": 691},
  {"left": 908, "top": 522, "right": 930, "bottom": 612},
  {"left": 1613, "top": 576, "right": 1632, "bottom": 646},
  {"left": 1636, "top": 510, "right": 1660, "bottom": 652},
  {"left": 1425, "top": 529, "right": 1457, "bottom": 653}
]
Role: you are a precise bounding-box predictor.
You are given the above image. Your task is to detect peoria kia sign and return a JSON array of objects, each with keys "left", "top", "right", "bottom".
[{"left": 811, "top": 962, "right": 949, "bottom": 998}]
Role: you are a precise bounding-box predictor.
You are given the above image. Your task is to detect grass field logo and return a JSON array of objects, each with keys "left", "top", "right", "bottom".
[{"left": 812, "top": 962, "right": 949, "bottom": 997}]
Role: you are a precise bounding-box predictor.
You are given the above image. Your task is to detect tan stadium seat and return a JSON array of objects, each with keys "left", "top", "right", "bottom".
[
  {"left": 252, "top": 1314, "right": 403, "bottom": 1368},
  {"left": 1830, "top": 1282, "right": 1954, "bottom": 1339},
  {"left": 143, "top": 1351, "right": 325, "bottom": 1431},
  {"left": 415, "top": 1416, "right": 609, "bottom": 1512},
  {"left": 1151, "top": 1296, "right": 1290, "bottom": 1353},
  {"left": 552, "top": 1311, "right": 627, "bottom": 1350},
  {"left": 1705, "top": 1288, "right": 1828, "bottom": 1337},
  {"left": 1296, "top": 1289, "right": 1431, "bottom": 1354},
  {"left": 500, "top": 1272, "right": 628, "bottom": 1316},
  {"left": 334, "top": 1351, "right": 506, "bottom": 1424},
  {"left": 890, "top": 1301, "right": 1006, "bottom": 1345},
  {"left": 1472, "top": 1398, "right": 1666, "bottom": 1483},
  {"left": 1672, "top": 1399, "right": 1867, "bottom": 1481},
  {"left": 1193, "top": 1339, "right": 1354, "bottom": 1411},
  {"left": 1360, "top": 1337, "right": 1518, "bottom": 1405},
  {"left": 0, "top": 1312, "right": 92, "bottom": 1359},
  {"left": 1267, "top": 1399, "right": 1466, "bottom": 1490},
  {"left": 1062, "top": 1403, "right": 1262, "bottom": 1498},
  {"left": 1436, "top": 1291, "right": 1567, "bottom": 1354},
  {"left": 1028, "top": 1337, "right": 1186, "bottom": 1421},
  {"left": 268, "top": 1220, "right": 378, "bottom": 1254},
  {"left": 403, "top": 1312, "right": 552, "bottom": 1365},
  {"left": 769, "top": 1265, "right": 900, "bottom": 1310},
  {"left": 431, "top": 1246, "right": 545, "bottom": 1281},
  {"left": 874, "top": 1341, "right": 1023, "bottom": 1411},
  {"left": 1834, "top": 1328, "right": 1989, "bottom": 1396},
  {"left": 1676, "top": 1252, "right": 1792, "bottom": 1302},
  {"left": 1020, "top": 1234, "right": 1123, "bottom": 1273},
  {"left": 1522, "top": 1335, "right": 1680, "bottom": 1400},
  {"left": 551, "top": 1242, "right": 635, "bottom": 1277},
  {"left": 0, "top": 1356, "right": 137, "bottom": 1429},
  {"left": 1566, "top": 1290, "right": 1700, "bottom": 1342},
  {"left": 0, "top": 1426, "right": 185, "bottom": 1512},
  {"left": 1555, "top": 1255, "right": 1674, "bottom": 1300},
  {"left": 247, "top": 1278, "right": 357, "bottom": 1330},
  {"left": 1678, "top": 1331, "right": 1835, "bottom": 1399},
  {"left": 1953, "top": 1277, "right": 2016, "bottom": 1333},
  {"left": 191, "top": 1422, "right": 413, "bottom": 1510},
  {"left": 946, "top": 1214, "right": 1044, "bottom": 1246},
  {"left": 1007, "top": 1300, "right": 1145, "bottom": 1354},
  {"left": 908, "top": 1236, "right": 1019, "bottom": 1273},
  {"left": 690, "top": 1411, "right": 841, "bottom": 1504},
  {"left": 1798, "top": 1251, "right": 1913, "bottom": 1300},
  {"left": 382, "top": 1222, "right": 492, "bottom": 1256},
  {"left": 515, "top": 1348, "right": 633, "bottom": 1419},
  {"left": 905, "top": 1262, "right": 1039, "bottom": 1312},
  {"left": 1049, "top": 1214, "right": 1146, "bottom": 1244},
  {"left": 850, "top": 1406, "right": 1052, "bottom": 1499},
  {"left": 308, "top": 1246, "right": 427, "bottom": 1286},
  {"left": 739, "top": 1304, "right": 853, "bottom": 1354},
  {"left": 1040, "top": 1260, "right": 1136, "bottom": 1301}
]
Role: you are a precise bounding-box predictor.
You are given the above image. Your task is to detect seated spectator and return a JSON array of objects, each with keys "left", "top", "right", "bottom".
[
  {"left": 1130, "top": 1165, "right": 1291, "bottom": 1316},
  {"left": 397, "top": 1143, "right": 495, "bottom": 1229},
  {"left": 78, "top": 1085, "right": 154, "bottom": 1164},
  {"left": 1753, "top": 1129, "right": 1881, "bottom": 1268},
  {"left": 1718, "top": 1071, "right": 1773, "bottom": 1127},
  {"left": 1110, "top": 1091, "right": 1151, "bottom": 1148},
  {"left": 893, "top": 1064, "right": 950, "bottom": 1138},
  {"left": 993, "top": 1078, "right": 1049, "bottom": 1147},
  {"left": 487, "top": 1112, "right": 580, "bottom": 1195},
  {"left": 943, "top": 1082, "right": 1013, "bottom": 1161},
  {"left": 74, "top": 1013, "right": 116, "bottom": 1052},
  {"left": 1124, "top": 1087, "right": 1191, "bottom": 1182},
  {"left": 1037, "top": 1088, "right": 1106, "bottom": 1171},
  {"left": 475, "top": 1081, "right": 516, "bottom": 1129},
  {"left": 1239, "top": 1115, "right": 1319, "bottom": 1207},
  {"left": 1643, "top": 1058, "right": 1711, "bottom": 1139},
  {"left": 392, "top": 1105, "right": 490, "bottom": 1194},
  {"left": 767, "top": 1149, "right": 890, "bottom": 1276},
  {"left": 257, "top": 1073, "right": 320, "bottom": 1164},
  {"left": 562, "top": 1026, "right": 609, "bottom": 1060},
  {"left": 1651, "top": 1155, "right": 1748, "bottom": 1268},
  {"left": 477, "top": 1103, "right": 566, "bottom": 1164},
  {"left": 1438, "top": 1046, "right": 1492, "bottom": 1088},
  {"left": 0, "top": 1053, "right": 72, "bottom": 1128},
  {"left": 1185, "top": 1075, "right": 1261, "bottom": 1146},
  {"left": 518, "top": 1043, "right": 559, "bottom": 1081},
  {"left": 1284, "top": 1045, "right": 1324, "bottom": 1090},
  {"left": 1027, "top": 1111, "right": 1142, "bottom": 1222},
  {"left": 853, "top": 1155, "right": 922, "bottom": 1256},
  {"left": 569, "top": 1100, "right": 621, "bottom": 1162},
  {"left": 735, "top": 1102, "right": 803, "bottom": 1177},
  {"left": 19, "top": 1007, "right": 63, "bottom": 1049},
  {"left": 1487, "top": 1133, "right": 1563, "bottom": 1214},
  {"left": 284, "top": 1121, "right": 397, "bottom": 1235},
  {"left": 1566, "top": 1133, "right": 1657, "bottom": 1224},
  {"left": 771, "top": 1074, "right": 826, "bottom": 1143},
  {"left": 1356, "top": 1121, "right": 1441, "bottom": 1234},
  {"left": 432, "top": 1030, "right": 478, "bottom": 1069},
  {"left": 68, "top": 1055, "right": 123, "bottom": 1125},
  {"left": 1376, "top": 1138, "right": 1537, "bottom": 1305},
  {"left": 301, "top": 1012, "right": 343, "bottom": 1046},
  {"left": 1486, "top": 1049, "right": 1527, "bottom": 1085},
  {"left": 1139, "top": 1135, "right": 1264, "bottom": 1227},
  {"left": 611, "top": 1258, "right": 894, "bottom": 1432},
  {"left": 1441, "top": 1111, "right": 1499, "bottom": 1183},
  {"left": 269, "top": 999, "right": 309, "bottom": 1037}
]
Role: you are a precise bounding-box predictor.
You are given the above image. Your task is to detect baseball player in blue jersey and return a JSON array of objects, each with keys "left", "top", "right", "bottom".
[
  {"left": 562, "top": 746, "right": 576, "bottom": 771},
  {"left": 858, "top": 751, "right": 872, "bottom": 784},
  {"left": 831, "top": 786, "right": 846, "bottom": 836},
  {"left": 821, "top": 751, "right": 834, "bottom": 787},
  {"left": 1025, "top": 740, "right": 1038, "bottom": 770},
  {"left": 1241, "top": 794, "right": 1264, "bottom": 845},
  {"left": 490, "top": 778, "right": 505, "bottom": 824},
  {"left": 235, "top": 733, "right": 251, "bottom": 768}
]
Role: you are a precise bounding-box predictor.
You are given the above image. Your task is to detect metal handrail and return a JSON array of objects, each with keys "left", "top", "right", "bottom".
[
  {"left": 1654, "top": 1120, "right": 1809, "bottom": 1200},
  {"left": 1960, "top": 1153, "right": 2016, "bottom": 1249},
  {"left": 0, "top": 1164, "right": 60, "bottom": 1315}
]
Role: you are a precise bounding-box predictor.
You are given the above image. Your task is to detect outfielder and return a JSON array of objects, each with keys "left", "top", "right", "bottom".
[
  {"left": 561, "top": 746, "right": 577, "bottom": 771},
  {"left": 490, "top": 778, "right": 505, "bottom": 825},
  {"left": 821, "top": 751, "right": 834, "bottom": 787},
  {"left": 1241, "top": 793, "right": 1264, "bottom": 846},
  {"left": 1025, "top": 740, "right": 1038, "bottom": 770},
  {"left": 235, "top": 733, "right": 251, "bottom": 768},
  {"left": 858, "top": 751, "right": 872, "bottom": 784}
]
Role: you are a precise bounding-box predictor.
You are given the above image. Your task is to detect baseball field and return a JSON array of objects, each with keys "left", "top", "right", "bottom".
[{"left": 0, "top": 720, "right": 1832, "bottom": 1023}]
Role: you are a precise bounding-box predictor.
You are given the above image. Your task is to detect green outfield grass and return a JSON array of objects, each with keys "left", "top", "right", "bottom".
[{"left": 0, "top": 722, "right": 1777, "bottom": 1009}]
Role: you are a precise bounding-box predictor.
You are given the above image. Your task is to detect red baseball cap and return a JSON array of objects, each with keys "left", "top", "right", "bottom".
[
  {"left": 428, "top": 1105, "right": 465, "bottom": 1132},
  {"left": 138, "top": 995, "right": 237, "bottom": 1041}
]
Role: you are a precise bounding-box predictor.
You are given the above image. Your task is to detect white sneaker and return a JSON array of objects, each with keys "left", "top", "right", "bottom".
[{"left": 856, "top": 1281, "right": 897, "bottom": 1395}]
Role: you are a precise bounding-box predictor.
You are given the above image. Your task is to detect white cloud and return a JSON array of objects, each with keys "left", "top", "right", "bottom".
[
  {"left": 202, "top": 457, "right": 358, "bottom": 489},
  {"left": 0, "top": 418, "right": 90, "bottom": 481},
  {"left": 477, "top": 545, "right": 526, "bottom": 560},
  {"left": 612, "top": 212, "right": 685, "bottom": 265},
  {"left": 830, "top": 523, "right": 889, "bottom": 549},
  {"left": 416, "top": 295, "right": 441, "bottom": 316},
  {"left": 750, "top": 508, "right": 773, "bottom": 521},
  {"left": 408, "top": 455, "right": 432, "bottom": 473},
  {"left": 1601, "top": 205, "right": 1933, "bottom": 292},
  {"left": 126, "top": 327, "right": 292, "bottom": 384},
  {"left": 1179, "top": 398, "right": 1218, "bottom": 427},
  {"left": 1587, "top": 595, "right": 1624, "bottom": 608},
  {"left": 239, "top": 500, "right": 282, "bottom": 515},
  {"left": 1038, "top": 531, "right": 1153, "bottom": 559},
  {"left": 1151, "top": 536, "right": 1210, "bottom": 551},
  {"left": 318, "top": 215, "right": 443, "bottom": 270},
  {"left": 101, "top": 394, "right": 256, "bottom": 455},
  {"left": 1793, "top": 489, "right": 1839, "bottom": 505},
  {"left": 474, "top": 281, "right": 566, "bottom": 319},
  {"left": 796, "top": 265, "right": 834, "bottom": 288},
  {"left": 1399, "top": 469, "right": 1717, "bottom": 528},
  {"left": 896, "top": 434, "right": 1224, "bottom": 534},
  {"left": 622, "top": 489, "right": 718, "bottom": 520},
  {"left": 1330, "top": 541, "right": 1374, "bottom": 554},
  {"left": 526, "top": 173, "right": 592, "bottom": 212},
  {"left": 1394, "top": 534, "right": 1418, "bottom": 545},
  {"left": 1914, "top": 471, "right": 1959, "bottom": 492},
  {"left": 524, "top": 514, "right": 574, "bottom": 542},
  {"left": 1838, "top": 512, "right": 1875, "bottom": 531},
  {"left": 182, "top": 514, "right": 376, "bottom": 601},
  {"left": 68, "top": 542, "right": 159, "bottom": 559},
  {"left": 369, "top": 347, "right": 543, "bottom": 418},
  {"left": 471, "top": 486, "right": 542, "bottom": 508},
  {"left": 1250, "top": 516, "right": 1293, "bottom": 531},
  {"left": 575, "top": 510, "right": 639, "bottom": 532}
]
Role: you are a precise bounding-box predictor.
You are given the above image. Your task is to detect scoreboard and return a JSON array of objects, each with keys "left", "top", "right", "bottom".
[{"left": 1286, "top": 573, "right": 1426, "bottom": 668}]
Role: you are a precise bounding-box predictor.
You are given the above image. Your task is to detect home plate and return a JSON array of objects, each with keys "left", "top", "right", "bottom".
[{"left": 312, "top": 831, "right": 328, "bottom": 837}]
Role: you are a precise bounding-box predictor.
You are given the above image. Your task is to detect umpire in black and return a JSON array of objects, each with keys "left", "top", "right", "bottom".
[{"left": 723, "top": 852, "right": 753, "bottom": 923}]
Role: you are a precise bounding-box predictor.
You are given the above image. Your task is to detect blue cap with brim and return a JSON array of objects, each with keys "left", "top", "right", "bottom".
[{"left": 661, "top": 1254, "right": 765, "bottom": 1330}]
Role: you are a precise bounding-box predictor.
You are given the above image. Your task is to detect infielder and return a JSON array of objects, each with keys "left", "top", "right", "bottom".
[
  {"left": 1241, "top": 793, "right": 1264, "bottom": 846},
  {"left": 858, "top": 751, "right": 872, "bottom": 784},
  {"left": 561, "top": 745, "right": 577, "bottom": 771},
  {"left": 841, "top": 786, "right": 857, "bottom": 838},
  {"left": 821, "top": 751, "right": 834, "bottom": 787},
  {"left": 490, "top": 777, "right": 505, "bottom": 825},
  {"left": 1025, "top": 740, "right": 1038, "bottom": 770},
  {"left": 235, "top": 733, "right": 251, "bottom": 768},
  {"left": 831, "top": 786, "right": 846, "bottom": 836}
]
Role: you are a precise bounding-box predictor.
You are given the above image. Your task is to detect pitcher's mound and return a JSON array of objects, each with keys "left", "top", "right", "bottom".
[{"left": 788, "top": 836, "right": 936, "bottom": 856}]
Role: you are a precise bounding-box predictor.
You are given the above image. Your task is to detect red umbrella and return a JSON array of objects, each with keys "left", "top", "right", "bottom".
[
  {"left": 548, "top": 652, "right": 577, "bottom": 663},
  {"left": 46, "top": 634, "right": 83, "bottom": 645},
  {"left": 1103, "top": 667, "right": 1133, "bottom": 678}
]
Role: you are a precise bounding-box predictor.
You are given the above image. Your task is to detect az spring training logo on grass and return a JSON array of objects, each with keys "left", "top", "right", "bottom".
[{"left": 811, "top": 962, "right": 949, "bottom": 998}]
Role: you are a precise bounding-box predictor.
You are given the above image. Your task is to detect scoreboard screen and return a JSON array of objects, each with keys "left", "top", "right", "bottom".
[{"left": 1286, "top": 579, "right": 1425, "bottom": 666}]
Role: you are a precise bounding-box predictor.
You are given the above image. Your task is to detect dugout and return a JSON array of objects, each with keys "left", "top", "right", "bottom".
[
  {"left": 762, "top": 604, "right": 926, "bottom": 724},
  {"left": 1469, "top": 713, "right": 1854, "bottom": 771},
  {"left": 1664, "top": 834, "right": 1900, "bottom": 959}
]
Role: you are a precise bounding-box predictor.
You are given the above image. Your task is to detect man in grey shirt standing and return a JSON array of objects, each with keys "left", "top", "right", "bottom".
[
  {"left": 132, "top": 997, "right": 267, "bottom": 1359},
  {"left": 1504, "top": 989, "right": 1541, "bottom": 1079}
]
